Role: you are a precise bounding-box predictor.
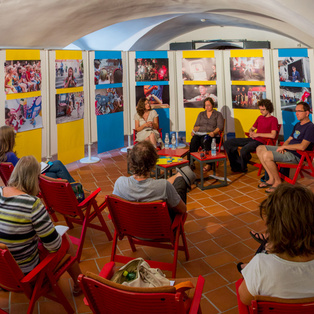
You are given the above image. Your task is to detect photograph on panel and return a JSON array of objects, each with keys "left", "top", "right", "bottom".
[
  {"left": 55, "top": 60, "right": 83, "bottom": 89},
  {"left": 183, "top": 85, "right": 217, "bottom": 108},
  {"left": 231, "top": 85, "right": 266, "bottom": 109},
  {"left": 5, "top": 96, "right": 43, "bottom": 131},
  {"left": 136, "top": 84, "right": 169, "bottom": 109},
  {"left": 135, "top": 58, "right": 169, "bottom": 81},
  {"left": 4, "top": 60, "right": 41, "bottom": 94},
  {"left": 95, "top": 87, "right": 123, "bottom": 115},
  {"left": 55, "top": 92, "right": 84, "bottom": 124},
  {"left": 230, "top": 57, "right": 265, "bottom": 81},
  {"left": 94, "top": 59, "right": 123, "bottom": 85},
  {"left": 280, "top": 86, "right": 311, "bottom": 111},
  {"left": 182, "top": 58, "right": 216, "bottom": 81},
  {"left": 278, "top": 57, "right": 310, "bottom": 83}
]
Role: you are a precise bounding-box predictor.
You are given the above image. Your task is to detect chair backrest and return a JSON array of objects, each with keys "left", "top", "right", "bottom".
[
  {"left": 78, "top": 273, "right": 186, "bottom": 314},
  {"left": 0, "top": 244, "right": 30, "bottom": 295},
  {"left": 106, "top": 195, "right": 174, "bottom": 242},
  {"left": 0, "top": 162, "right": 14, "bottom": 186},
  {"left": 251, "top": 296, "right": 314, "bottom": 313},
  {"left": 265, "top": 124, "right": 282, "bottom": 146},
  {"left": 38, "top": 175, "right": 80, "bottom": 217}
]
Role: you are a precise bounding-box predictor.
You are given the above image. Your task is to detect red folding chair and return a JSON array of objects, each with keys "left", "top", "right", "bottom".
[
  {"left": 245, "top": 124, "right": 282, "bottom": 176},
  {"left": 106, "top": 195, "right": 189, "bottom": 278},
  {"left": 78, "top": 261, "right": 204, "bottom": 314},
  {"left": 39, "top": 175, "right": 113, "bottom": 262},
  {"left": 0, "top": 242, "right": 76, "bottom": 314},
  {"left": 0, "top": 162, "right": 58, "bottom": 222},
  {"left": 277, "top": 146, "right": 314, "bottom": 184},
  {"left": 236, "top": 278, "right": 314, "bottom": 314},
  {"left": 0, "top": 162, "right": 14, "bottom": 186}
]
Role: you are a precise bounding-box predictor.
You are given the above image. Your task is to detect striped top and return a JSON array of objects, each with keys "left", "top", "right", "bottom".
[{"left": 0, "top": 187, "right": 61, "bottom": 274}]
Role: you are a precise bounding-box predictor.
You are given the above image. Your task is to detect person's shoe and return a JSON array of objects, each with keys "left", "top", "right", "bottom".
[
  {"left": 73, "top": 284, "right": 83, "bottom": 297},
  {"left": 176, "top": 166, "right": 196, "bottom": 189}
]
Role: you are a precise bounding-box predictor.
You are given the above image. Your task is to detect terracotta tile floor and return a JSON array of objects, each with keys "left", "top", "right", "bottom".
[{"left": 1, "top": 147, "right": 314, "bottom": 313}]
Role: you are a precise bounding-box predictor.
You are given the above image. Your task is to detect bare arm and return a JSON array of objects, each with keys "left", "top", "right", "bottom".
[
  {"left": 152, "top": 116, "right": 159, "bottom": 130},
  {"left": 209, "top": 127, "right": 221, "bottom": 137},
  {"left": 278, "top": 139, "right": 311, "bottom": 152},
  {"left": 171, "top": 199, "right": 187, "bottom": 215},
  {"left": 238, "top": 280, "right": 254, "bottom": 306},
  {"left": 135, "top": 119, "right": 149, "bottom": 132},
  {"left": 251, "top": 129, "right": 277, "bottom": 139}
]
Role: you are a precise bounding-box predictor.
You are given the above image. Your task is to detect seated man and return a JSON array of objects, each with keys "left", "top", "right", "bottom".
[
  {"left": 113, "top": 141, "right": 196, "bottom": 220},
  {"left": 224, "top": 99, "right": 279, "bottom": 172},
  {"left": 257, "top": 102, "right": 314, "bottom": 193}
]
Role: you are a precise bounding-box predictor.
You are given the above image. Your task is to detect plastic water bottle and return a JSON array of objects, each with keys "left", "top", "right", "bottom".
[
  {"left": 171, "top": 133, "right": 176, "bottom": 150},
  {"left": 164, "top": 133, "right": 170, "bottom": 148},
  {"left": 211, "top": 138, "right": 216, "bottom": 156}
]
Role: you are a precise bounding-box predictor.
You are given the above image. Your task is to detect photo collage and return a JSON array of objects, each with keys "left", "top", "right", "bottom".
[
  {"left": 55, "top": 59, "right": 84, "bottom": 124},
  {"left": 182, "top": 57, "right": 217, "bottom": 108},
  {"left": 94, "top": 58, "right": 123, "bottom": 115},
  {"left": 135, "top": 58, "right": 169, "bottom": 109}
]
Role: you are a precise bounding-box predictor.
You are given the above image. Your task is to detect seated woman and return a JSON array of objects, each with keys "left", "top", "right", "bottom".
[
  {"left": 0, "top": 155, "right": 82, "bottom": 295},
  {"left": 0, "top": 125, "right": 75, "bottom": 182},
  {"left": 189, "top": 97, "right": 224, "bottom": 171},
  {"left": 134, "top": 97, "right": 163, "bottom": 148},
  {"left": 238, "top": 184, "right": 314, "bottom": 305}
]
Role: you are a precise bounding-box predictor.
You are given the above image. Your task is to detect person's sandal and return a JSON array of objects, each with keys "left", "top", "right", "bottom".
[
  {"left": 250, "top": 231, "right": 267, "bottom": 244},
  {"left": 237, "top": 262, "right": 244, "bottom": 274}
]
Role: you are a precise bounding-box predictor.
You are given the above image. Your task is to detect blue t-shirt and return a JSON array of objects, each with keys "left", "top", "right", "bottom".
[
  {"left": 5, "top": 152, "right": 19, "bottom": 166},
  {"left": 288, "top": 121, "right": 314, "bottom": 158}
]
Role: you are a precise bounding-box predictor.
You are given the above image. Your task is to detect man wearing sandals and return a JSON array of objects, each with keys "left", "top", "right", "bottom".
[
  {"left": 113, "top": 141, "right": 196, "bottom": 220},
  {"left": 257, "top": 102, "right": 314, "bottom": 193},
  {"left": 224, "top": 99, "right": 279, "bottom": 173}
]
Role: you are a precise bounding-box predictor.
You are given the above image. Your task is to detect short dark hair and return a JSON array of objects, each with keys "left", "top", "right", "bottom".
[
  {"left": 297, "top": 101, "right": 311, "bottom": 112},
  {"left": 203, "top": 97, "right": 214, "bottom": 109},
  {"left": 259, "top": 184, "right": 314, "bottom": 257},
  {"left": 258, "top": 99, "right": 273, "bottom": 113},
  {"left": 128, "top": 141, "right": 158, "bottom": 176}
]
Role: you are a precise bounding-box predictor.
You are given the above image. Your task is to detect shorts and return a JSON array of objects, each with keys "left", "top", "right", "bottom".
[{"left": 265, "top": 145, "right": 300, "bottom": 164}]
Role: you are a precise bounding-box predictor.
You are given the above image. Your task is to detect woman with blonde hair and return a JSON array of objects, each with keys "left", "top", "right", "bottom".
[
  {"left": 134, "top": 97, "right": 163, "bottom": 148},
  {"left": 0, "top": 155, "right": 82, "bottom": 295},
  {"left": 0, "top": 125, "right": 75, "bottom": 182}
]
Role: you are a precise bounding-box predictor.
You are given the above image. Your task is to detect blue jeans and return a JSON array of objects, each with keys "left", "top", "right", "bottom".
[{"left": 43, "top": 160, "right": 75, "bottom": 183}]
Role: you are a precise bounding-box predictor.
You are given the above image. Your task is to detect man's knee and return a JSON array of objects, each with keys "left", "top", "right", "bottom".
[
  {"left": 263, "top": 151, "right": 274, "bottom": 162},
  {"left": 224, "top": 139, "right": 237, "bottom": 151},
  {"left": 256, "top": 145, "right": 266, "bottom": 155}
]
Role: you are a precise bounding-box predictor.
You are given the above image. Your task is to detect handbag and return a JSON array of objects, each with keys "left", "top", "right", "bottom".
[{"left": 111, "top": 258, "right": 170, "bottom": 287}]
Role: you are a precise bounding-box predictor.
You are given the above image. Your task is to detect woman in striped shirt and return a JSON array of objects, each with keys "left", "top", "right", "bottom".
[{"left": 0, "top": 155, "right": 82, "bottom": 296}]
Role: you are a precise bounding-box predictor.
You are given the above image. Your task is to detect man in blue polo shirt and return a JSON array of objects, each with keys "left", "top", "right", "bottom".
[{"left": 257, "top": 102, "right": 314, "bottom": 193}]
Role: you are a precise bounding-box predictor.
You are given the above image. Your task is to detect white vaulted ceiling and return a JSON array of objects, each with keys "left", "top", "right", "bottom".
[{"left": 1, "top": 0, "right": 314, "bottom": 50}]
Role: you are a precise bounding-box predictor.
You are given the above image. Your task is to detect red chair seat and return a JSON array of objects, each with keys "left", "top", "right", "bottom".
[
  {"left": 39, "top": 175, "right": 112, "bottom": 262},
  {"left": 78, "top": 261, "right": 205, "bottom": 314},
  {"left": 106, "top": 195, "right": 189, "bottom": 278}
]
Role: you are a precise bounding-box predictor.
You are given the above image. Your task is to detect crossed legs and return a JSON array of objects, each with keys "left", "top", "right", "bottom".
[{"left": 145, "top": 133, "right": 157, "bottom": 147}]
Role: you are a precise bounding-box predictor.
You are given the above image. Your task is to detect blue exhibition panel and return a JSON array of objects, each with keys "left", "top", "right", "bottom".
[
  {"left": 97, "top": 112, "right": 124, "bottom": 153},
  {"left": 94, "top": 51, "right": 124, "bottom": 153},
  {"left": 155, "top": 108, "right": 170, "bottom": 141}
]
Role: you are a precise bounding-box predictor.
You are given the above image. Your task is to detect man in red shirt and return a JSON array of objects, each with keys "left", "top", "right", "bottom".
[{"left": 224, "top": 99, "right": 279, "bottom": 172}]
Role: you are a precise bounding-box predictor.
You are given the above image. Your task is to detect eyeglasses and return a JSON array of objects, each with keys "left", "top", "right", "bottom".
[{"left": 295, "top": 110, "right": 305, "bottom": 112}]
